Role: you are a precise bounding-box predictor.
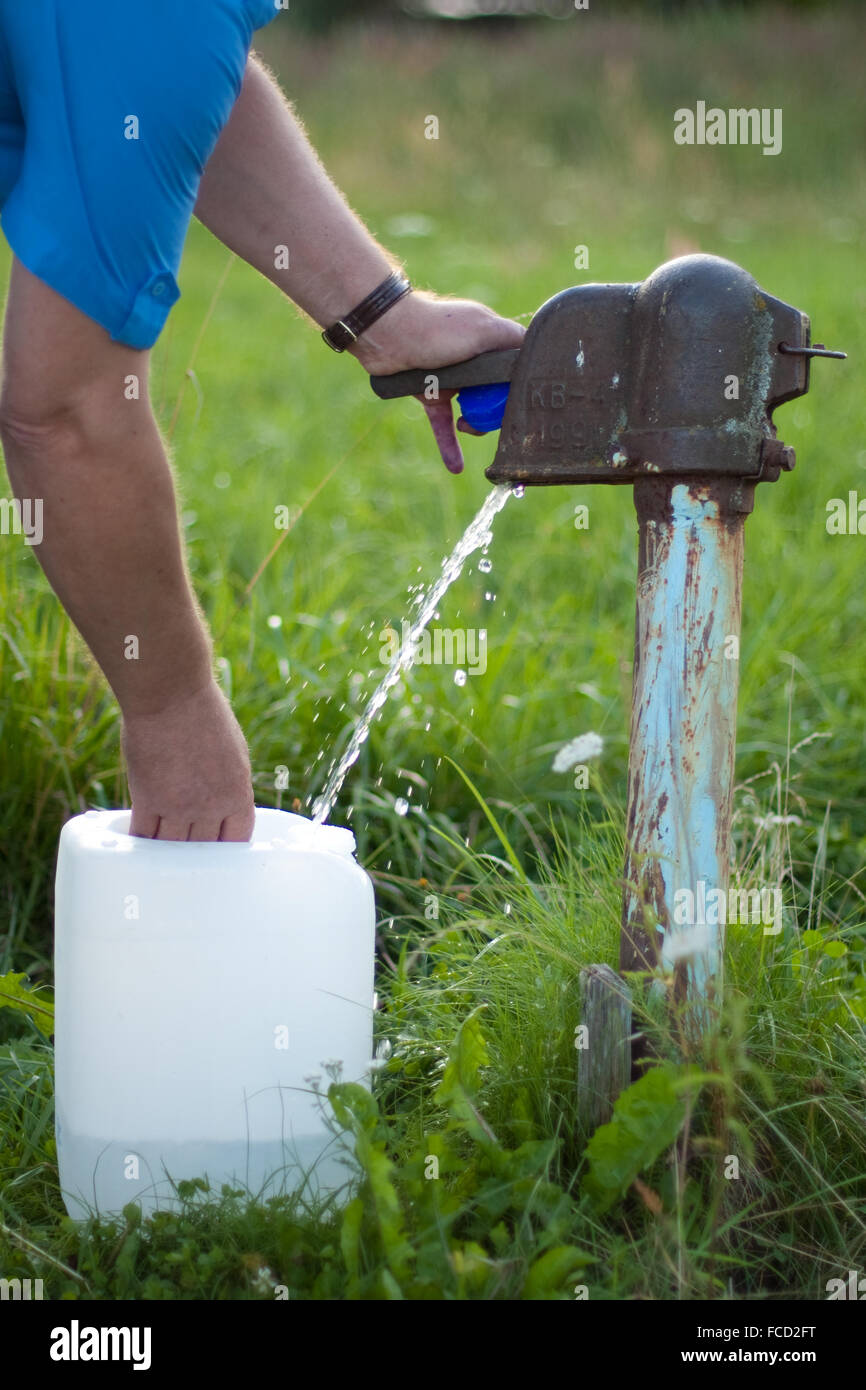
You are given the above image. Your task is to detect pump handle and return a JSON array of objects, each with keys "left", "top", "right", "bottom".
[{"left": 369, "top": 347, "right": 521, "bottom": 400}]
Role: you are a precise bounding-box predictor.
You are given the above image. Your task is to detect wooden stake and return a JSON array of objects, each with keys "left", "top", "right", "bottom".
[{"left": 577, "top": 963, "right": 632, "bottom": 1134}]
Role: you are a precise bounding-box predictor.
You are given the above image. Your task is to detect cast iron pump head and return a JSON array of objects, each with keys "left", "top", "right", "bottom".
[{"left": 371, "top": 253, "right": 844, "bottom": 488}]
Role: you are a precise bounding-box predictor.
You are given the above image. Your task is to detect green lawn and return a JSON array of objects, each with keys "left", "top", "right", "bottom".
[{"left": 1, "top": 6, "right": 864, "bottom": 1300}]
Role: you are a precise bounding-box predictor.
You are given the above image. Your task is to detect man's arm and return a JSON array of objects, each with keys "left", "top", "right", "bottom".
[
  {"left": 0, "top": 261, "right": 255, "bottom": 842},
  {"left": 194, "top": 55, "right": 524, "bottom": 471}
]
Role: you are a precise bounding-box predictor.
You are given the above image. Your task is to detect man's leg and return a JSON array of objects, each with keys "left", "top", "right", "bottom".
[{"left": 0, "top": 258, "right": 254, "bottom": 841}]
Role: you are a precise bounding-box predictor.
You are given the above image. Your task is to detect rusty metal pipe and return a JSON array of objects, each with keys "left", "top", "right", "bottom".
[{"left": 620, "top": 476, "right": 754, "bottom": 1031}]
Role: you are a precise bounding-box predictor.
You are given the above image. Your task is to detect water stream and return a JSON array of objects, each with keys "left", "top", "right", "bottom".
[{"left": 311, "top": 483, "right": 515, "bottom": 824}]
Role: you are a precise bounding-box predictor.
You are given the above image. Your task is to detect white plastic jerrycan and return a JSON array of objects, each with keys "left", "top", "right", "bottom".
[{"left": 54, "top": 807, "right": 375, "bottom": 1219}]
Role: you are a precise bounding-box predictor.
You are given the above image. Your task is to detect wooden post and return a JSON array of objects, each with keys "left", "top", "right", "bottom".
[{"left": 577, "top": 963, "right": 632, "bottom": 1133}]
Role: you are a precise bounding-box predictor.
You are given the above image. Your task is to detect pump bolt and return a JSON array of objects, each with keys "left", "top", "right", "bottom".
[{"left": 761, "top": 437, "right": 796, "bottom": 475}]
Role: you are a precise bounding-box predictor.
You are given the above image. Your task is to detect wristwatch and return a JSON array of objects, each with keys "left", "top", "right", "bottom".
[{"left": 322, "top": 270, "right": 412, "bottom": 352}]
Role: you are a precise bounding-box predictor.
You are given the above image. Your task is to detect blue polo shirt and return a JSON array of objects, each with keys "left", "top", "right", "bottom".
[{"left": 0, "top": 0, "right": 280, "bottom": 348}]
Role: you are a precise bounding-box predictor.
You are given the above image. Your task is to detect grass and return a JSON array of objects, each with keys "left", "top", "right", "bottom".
[{"left": 1, "top": 4, "right": 865, "bottom": 1299}]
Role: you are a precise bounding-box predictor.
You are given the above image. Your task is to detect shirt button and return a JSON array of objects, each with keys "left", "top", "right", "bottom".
[{"left": 149, "top": 273, "right": 174, "bottom": 299}]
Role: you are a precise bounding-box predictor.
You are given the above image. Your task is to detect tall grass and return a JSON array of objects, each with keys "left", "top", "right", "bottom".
[{"left": 2, "top": 787, "right": 864, "bottom": 1299}]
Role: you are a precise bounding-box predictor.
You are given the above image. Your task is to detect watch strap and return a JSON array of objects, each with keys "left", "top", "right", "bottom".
[{"left": 322, "top": 271, "right": 412, "bottom": 352}]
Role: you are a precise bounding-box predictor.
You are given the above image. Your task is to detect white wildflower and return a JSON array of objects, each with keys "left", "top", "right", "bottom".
[{"left": 552, "top": 731, "right": 604, "bottom": 773}]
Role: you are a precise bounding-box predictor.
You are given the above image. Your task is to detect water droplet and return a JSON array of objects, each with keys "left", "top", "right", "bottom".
[
  {"left": 504, "top": 903, "right": 512, "bottom": 916},
  {"left": 267, "top": 614, "right": 282, "bottom": 629},
  {"left": 395, "top": 798, "right": 410, "bottom": 817},
  {"left": 213, "top": 472, "right": 232, "bottom": 489},
  {"left": 478, "top": 558, "right": 492, "bottom": 574},
  {"left": 485, "top": 591, "right": 495, "bottom": 602},
  {"left": 454, "top": 669, "right": 468, "bottom": 687},
  {"left": 512, "top": 484, "right": 525, "bottom": 498}
]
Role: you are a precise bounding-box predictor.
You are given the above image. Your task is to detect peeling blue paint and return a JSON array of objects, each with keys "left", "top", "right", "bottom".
[{"left": 623, "top": 482, "right": 745, "bottom": 1019}]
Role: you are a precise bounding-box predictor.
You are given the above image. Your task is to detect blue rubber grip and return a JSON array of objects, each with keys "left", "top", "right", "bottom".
[{"left": 456, "top": 381, "right": 511, "bottom": 433}]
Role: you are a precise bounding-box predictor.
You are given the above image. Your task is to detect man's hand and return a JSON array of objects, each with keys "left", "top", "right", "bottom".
[
  {"left": 350, "top": 291, "right": 526, "bottom": 473},
  {"left": 122, "top": 681, "right": 256, "bottom": 841}
]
